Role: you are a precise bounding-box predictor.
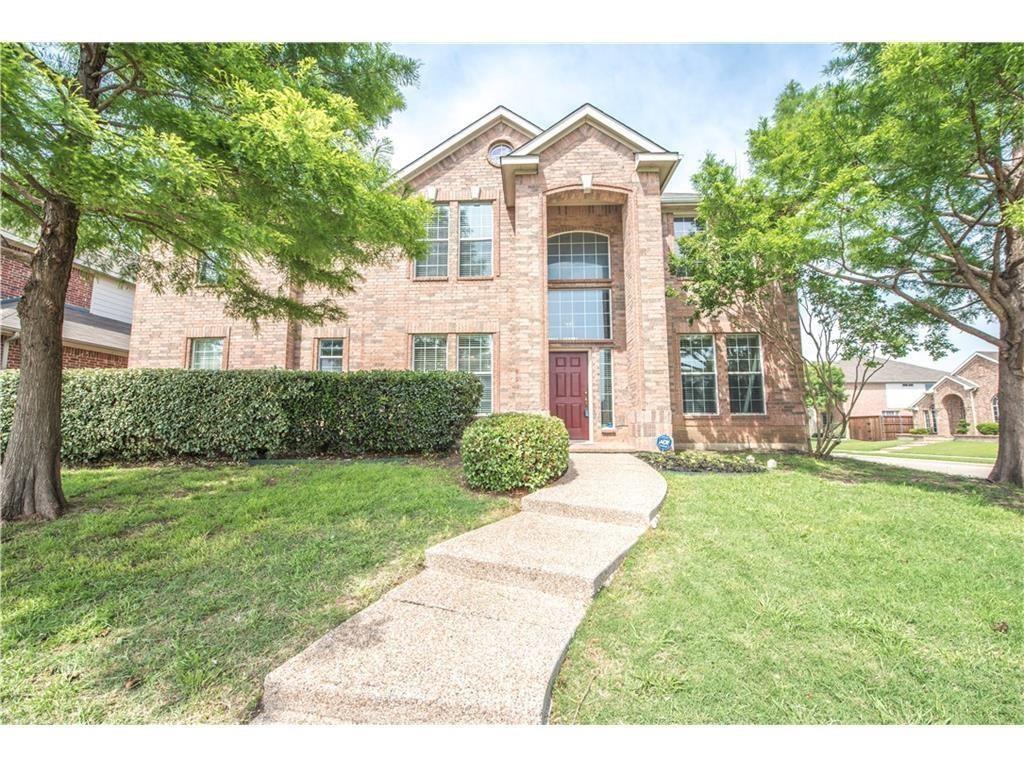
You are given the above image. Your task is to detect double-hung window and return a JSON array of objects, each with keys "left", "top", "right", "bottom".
[
  {"left": 412, "top": 335, "right": 448, "bottom": 371},
  {"left": 317, "top": 339, "right": 344, "bottom": 372},
  {"left": 726, "top": 334, "right": 765, "bottom": 414},
  {"left": 671, "top": 217, "right": 698, "bottom": 278},
  {"left": 458, "top": 334, "right": 493, "bottom": 414},
  {"left": 459, "top": 203, "right": 493, "bottom": 277},
  {"left": 680, "top": 335, "right": 718, "bottom": 414},
  {"left": 190, "top": 338, "right": 223, "bottom": 370},
  {"left": 417, "top": 204, "right": 449, "bottom": 278}
]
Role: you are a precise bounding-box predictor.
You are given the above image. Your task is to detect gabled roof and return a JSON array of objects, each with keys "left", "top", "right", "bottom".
[
  {"left": 952, "top": 350, "right": 999, "bottom": 377},
  {"left": 508, "top": 103, "right": 668, "bottom": 156},
  {"left": 837, "top": 358, "right": 947, "bottom": 384},
  {"left": 394, "top": 106, "right": 541, "bottom": 182}
]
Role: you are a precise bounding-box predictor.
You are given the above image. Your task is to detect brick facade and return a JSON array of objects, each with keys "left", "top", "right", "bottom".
[
  {"left": 1, "top": 336, "right": 127, "bottom": 369},
  {"left": 913, "top": 353, "right": 1000, "bottom": 436},
  {"left": 1, "top": 252, "right": 93, "bottom": 308},
  {"left": 128, "top": 107, "right": 808, "bottom": 450}
]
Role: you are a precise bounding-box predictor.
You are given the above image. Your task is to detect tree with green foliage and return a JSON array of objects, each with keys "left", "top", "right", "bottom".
[
  {"left": 674, "top": 43, "right": 1024, "bottom": 485},
  {"left": 0, "top": 43, "right": 431, "bottom": 520}
]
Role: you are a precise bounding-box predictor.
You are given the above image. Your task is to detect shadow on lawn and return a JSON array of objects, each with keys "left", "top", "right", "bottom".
[{"left": 786, "top": 455, "right": 1024, "bottom": 515}]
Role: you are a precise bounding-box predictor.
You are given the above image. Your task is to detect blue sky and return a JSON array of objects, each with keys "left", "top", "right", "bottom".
[{"left": 383, "top": 44, "right": 998, "bottom": 370}]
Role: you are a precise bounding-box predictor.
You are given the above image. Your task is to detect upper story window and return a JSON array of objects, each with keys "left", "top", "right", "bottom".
[
  {"left": 190, "top": 337, "right": 224, "bottom": 370},
  {"left": 488, "top": 142, "right": 513, "bottom": 167},
  {"left": 670, "top": 217, "right": 698, "bottom": 278},
  {"left": 317, "top": 339, "right": 344, "bottom": 372},
  {"left": 459, "top": 203, "right": 493, "bottom": 277},
  {"left": 673, "top": 217, "right": 698, "bottom": 239},
  {"left": 198, "top": 252, "right": 227, "bottom": 285},
  {"left": 547, "top": 232, "right": 610, "bottom": 281},
  {"left": 725, "top": 334, "right": 765, "bottom": 414},
  {"left": 416, "top": 203, "right": 449, "bottom": 278},
  {"left": 548, "top": 288, "right": 611, "bottom": 341}
]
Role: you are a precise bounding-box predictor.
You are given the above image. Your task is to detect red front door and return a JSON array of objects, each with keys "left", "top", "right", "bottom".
[{"left": 549, "top": 351, "right": 589, "bottom": 440}]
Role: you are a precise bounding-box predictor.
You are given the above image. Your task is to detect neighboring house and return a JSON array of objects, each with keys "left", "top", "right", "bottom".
[
  {"left": 128, "top": 104, "right": 808, "bottom": 450},
  {"left": 1, "top": 232, "right": 135, "bottom": 369},
  {"left": 837, "top": 359, "right": 948, "bottom": 418},
  {"left": 910, "top": 351, "right": 1000, "bottom": 435}
]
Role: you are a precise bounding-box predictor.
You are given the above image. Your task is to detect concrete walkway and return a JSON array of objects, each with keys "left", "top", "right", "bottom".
[
  {"left": 255, "top": 453, "right": 666, "bottom": 725},
  {"left": 834, "top": 452, "right": 994, "bottom": 479}
]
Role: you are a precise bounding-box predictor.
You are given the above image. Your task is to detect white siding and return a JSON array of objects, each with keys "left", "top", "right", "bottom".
[
  {"left": 90, "top": 275, "right": 134, "bottom": 324},
  {"left": 884, "top": 382, "right": 929, "bottom": 410}
]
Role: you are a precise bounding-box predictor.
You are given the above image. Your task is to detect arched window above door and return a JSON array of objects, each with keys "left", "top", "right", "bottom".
[{"left": 547, "top": 232, "right": 610, "bottom": 280}]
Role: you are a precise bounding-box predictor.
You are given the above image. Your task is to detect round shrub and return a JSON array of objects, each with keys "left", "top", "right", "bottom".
[
  {"left": 976, "top": 422, "right": 999, "bottom": 435},
  {"left": 908, "top": 427, "right": 930, "bottom": 435},
  {"left": 460, "top": 413, "right": 569, "bottom": 492}
]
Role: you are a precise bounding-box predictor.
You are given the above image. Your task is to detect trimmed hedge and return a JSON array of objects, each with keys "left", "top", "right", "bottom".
[
  {"left": 460, "top": 413, "right": 569, "bottom": 492},
  {"left": 908, "top": 427, "right": 931, "bottom": 435},
  {"left": 0, "top": 368, "right": 482, "bottom": 464},
  {"left": 976, "top": 421, "right": 1000, "bottom": 435},
  {"left": 639, "top": 450, "right": 767, "bottom": 473}
]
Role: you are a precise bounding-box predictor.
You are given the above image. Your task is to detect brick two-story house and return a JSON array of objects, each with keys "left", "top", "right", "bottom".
[
  {"left": 910, "top": 351, "right": 1001, "bottom": 435},
  {"left": 2, "top": 232, "right": 135, "bottom": 369},
  {"left": 128, "top": 105, "right": 808, "bottom": 451}
]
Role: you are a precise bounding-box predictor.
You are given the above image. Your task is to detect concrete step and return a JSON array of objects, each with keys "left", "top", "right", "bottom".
[
  {"left": 259, "top": 575, "right": 583, "bottom": 724},
  {"left": 424, "top": 512, "right": 643, "bottom": 600}
]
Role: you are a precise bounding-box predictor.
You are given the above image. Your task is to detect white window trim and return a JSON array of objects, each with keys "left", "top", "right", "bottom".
[
  {"left": 599, "top": 347, "right": 615, "bottom": 429},
  {"left": 457, "top": 333, "right": 493, "bottom": 415},
  {"left": 547, "top": 287, "right": 613, "bottom": 341},
  {"left": 546, "top": 230, "right": 612, "bottom": 282},
  {"left": 189, "top": 337, "right": 224, "bottom": 370},
  {"left": 411, "top": 334, "right": 449, "bottom": 372},
  {"left": 680, "top": 334, "right": 719, "bottom": 416},
  {"left": 316, "top": 338, "right": 344, "bottom": 372},
  {"left": 725, "top": 333, "right": 767, "bottom": 416},
  {"left": 458, "top": 202, "right": 494, "bottom": 278},
  {"left": 416, "top": 203, "right": 450, "bottom": 279}
]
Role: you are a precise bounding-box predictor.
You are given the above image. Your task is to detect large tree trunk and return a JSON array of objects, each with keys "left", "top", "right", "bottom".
[
  {"left": 1, "top": 44, "right": 107, "bottom": 521},
  {"left": 1, "top": 198, "right": 80, "bottom": 520},
  {"left": 989, "top": 330, "right": 1024, "bottom": 487}
]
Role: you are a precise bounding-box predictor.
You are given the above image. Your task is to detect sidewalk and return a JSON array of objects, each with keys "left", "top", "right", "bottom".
[{"left": 255, "top": 452, "right": 667, "bottom": 724}]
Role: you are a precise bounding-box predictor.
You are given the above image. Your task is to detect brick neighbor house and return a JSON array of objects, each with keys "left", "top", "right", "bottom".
[
  {"left": 1, "top": 232, "right": 135, "bottom": 369},
  {"left": 128, "top": 104, "right": 808, "bottom": 451},
  {"left": 910, "top": 351, "right": 1001, "bottom": 436},
  {"left": 836, "top": 359, "right": 948, "bottom": 419}
]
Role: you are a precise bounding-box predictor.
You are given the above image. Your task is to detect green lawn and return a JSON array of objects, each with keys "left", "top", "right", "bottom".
[
  {"left": 836, "top": 439, "right": 905, "bottom": 452},
  {"left": 551, "top": 457, "right": 1024, "bottom": 724},
  {"left": 898, "top": 440, "right": 998, "bottom": 463},
  {"left": 0, "top": 459, "right": 511, "bottom": 724}
]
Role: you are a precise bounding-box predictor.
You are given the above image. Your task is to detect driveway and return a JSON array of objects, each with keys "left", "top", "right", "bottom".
[{"left": 834, "top": 452, "right": 994, "bottom": 479}]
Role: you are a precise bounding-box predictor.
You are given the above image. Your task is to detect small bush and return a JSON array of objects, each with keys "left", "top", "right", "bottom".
[
  {"left": 976, "top": 422, "right": 999, "bottom": 436},
  {"left": 0, "top": 368, "right": 482, "bottom": 464},
  {"left": 639, "top": 450, "right": 767, "bottom": 473},
  {"left": 460, "top": 413, "right": 569, "bottom": 492},
  {"left": 956, "top": 419, "right": 971, "bottom": 435},
  {"left": 908, "top": 427, "right": 930, "bottom": 435}
]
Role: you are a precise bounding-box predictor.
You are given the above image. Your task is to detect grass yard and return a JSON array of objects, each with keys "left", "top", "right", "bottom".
[
  {"left": 898, "top": 440, "right": 998, "bottom": 464},
  {"left": 836, "top": 439, "right": 905, "bottom": 452},
  {"left": 550, "top": 457, "right": 1024, "bottom": 724},
  {"left": 0, "top": 459, "right": 512, "bottom": 724}
]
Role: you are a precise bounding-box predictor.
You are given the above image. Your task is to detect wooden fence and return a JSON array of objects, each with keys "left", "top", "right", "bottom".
[{"left": 848, "top": 414, "right": 915, "bottom": 441}]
